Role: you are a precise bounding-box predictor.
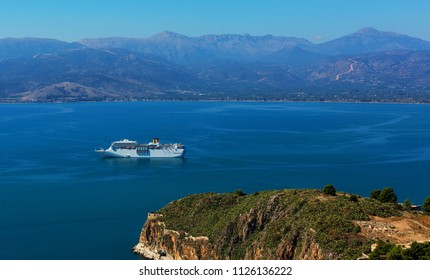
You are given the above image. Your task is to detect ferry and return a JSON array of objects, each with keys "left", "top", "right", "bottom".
[{"left": 95, "top": 138, "right": 186, "bottom": 158}]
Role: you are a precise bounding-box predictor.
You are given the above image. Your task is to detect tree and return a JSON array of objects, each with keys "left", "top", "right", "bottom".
[
  {"left": 379, "top": 187, "right": 397, "bottom": 203},
  {"left": 386, "top": 245, "right": 404, "bottom": 260},
  {"left": 368, "top": 240, "right": 395, "bottom": 260},
  {"left": 370, "top": 189, "right": 382, "bottom": 200},
  {"left": 322, "top": 184, "right": 336, "bottom": 196},
  {"left": 349, "top": 194, "right": 359, "bottom": 202},
  {"left": 403, "top": 241, "right": 430, "bottom": 260},
  {"left": 370, "top": 241, "right": 430, "bottom": 260},
  {"left": 233, "top": 189, "right": 246, "bottom": 196},
  {"left": 423, "top": 196, "right": 430, "bottom": 213}
]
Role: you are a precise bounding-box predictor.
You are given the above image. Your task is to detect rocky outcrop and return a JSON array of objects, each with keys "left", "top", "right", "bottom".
[
  {"left": 133, "top": 190, "right": 430, "bottom": 260},
  {"left": 133, "top": 214, "right": 215, "bottom": 260},
  {"left": 132, "top": 212, "right": 330, "bottom": 260},
  {"left": 133, "top": 192, "right": 338, "bottom": 260}
]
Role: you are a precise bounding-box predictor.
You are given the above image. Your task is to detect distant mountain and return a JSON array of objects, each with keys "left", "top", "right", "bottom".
[
  {"left": 312, "top": 27, "right": 430, "bottom": 55},
  {"left": 80, "top": 28, "right": 430, "bottom": 65},
  {"left": 81, "top": 31, "right": 312, "bottom": 64},
  {"left": 2, "top": 28, "right": 430, "bottom": 102},
  {"left": 263, "top": 47, "right": 329, "bottom": 67},
  {"left": 304, "top": 50, "right": 430, "bottom": 88},
  {"left": 0, "top": 38, "right": 82, "bottom": 60},
  {"left": 0, "top": 47, "right": 202, "bottom": 100}
]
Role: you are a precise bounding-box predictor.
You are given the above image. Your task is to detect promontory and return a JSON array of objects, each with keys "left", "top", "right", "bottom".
[{"left": 133, "top": 189, "right": 430, "bottom": 260}]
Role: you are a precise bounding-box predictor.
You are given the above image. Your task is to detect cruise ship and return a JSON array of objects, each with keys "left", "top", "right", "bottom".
[{"left": 95, "top": 138, "right": 186, "bottom": 158}]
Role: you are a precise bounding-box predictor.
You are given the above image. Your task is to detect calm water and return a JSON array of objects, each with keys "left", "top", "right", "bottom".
[{"left": 1, "top": 101, "right": 429, "bottom": 259}]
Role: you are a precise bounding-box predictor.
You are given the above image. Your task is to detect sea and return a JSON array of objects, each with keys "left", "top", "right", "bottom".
[{"left": 0, "top": 101, "right": 429, "bottom": 259}]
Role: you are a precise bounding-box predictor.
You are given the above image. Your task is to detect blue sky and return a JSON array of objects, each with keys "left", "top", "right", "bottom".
[{"left": 0, "top": 0, "right": 429, "bottom": 42}]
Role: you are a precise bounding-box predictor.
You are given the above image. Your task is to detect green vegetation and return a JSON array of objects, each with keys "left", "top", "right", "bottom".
[
  {"left": 158, "top": 188, "right": 405, "bottom": 260},
  {"left": 379, "top": 187, "right": 398, "bottom": 203},
  {"left": 233, "top": 189, "right": 247, "bottom": 197},
  {"left": 402, "top": 199, "right": 412, "bottom": 211},
  {"left": 349, "top": 194, "right": 360, "bottom": 202},
  {"left": 370, "top": 189, "right": 382, "bottom": 200},
  {"left": 369, "top": 240, "right": 430, "bottom": 260},
  {"left": 424, "top": 196, "right": 430, "bottom": 213},
  {"left": 322, "top": 184, "right": 336, "bottom": 196},
  {"left": 370, "top": 187, "right": 397, "bottom": 204}
]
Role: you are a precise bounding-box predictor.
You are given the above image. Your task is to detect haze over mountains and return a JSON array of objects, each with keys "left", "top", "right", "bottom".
[{"left": 1, "top": 27, "right": 430, "bottom": 102}]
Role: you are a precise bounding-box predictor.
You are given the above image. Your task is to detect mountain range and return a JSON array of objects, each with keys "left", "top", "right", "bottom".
[{"left": 1, "top": 27, "right": 430, "bottom": 102}]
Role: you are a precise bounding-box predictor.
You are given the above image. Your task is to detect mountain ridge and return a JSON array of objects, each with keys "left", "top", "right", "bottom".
[{"left": 2, "top": 27, "right": 430, "bottom": 102}]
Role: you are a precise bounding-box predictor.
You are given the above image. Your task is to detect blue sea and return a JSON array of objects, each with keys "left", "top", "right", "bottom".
[{"left": 1, "top": 101, "right": 430, "bottom": 259}]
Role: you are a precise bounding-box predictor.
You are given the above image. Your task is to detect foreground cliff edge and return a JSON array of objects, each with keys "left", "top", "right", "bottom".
[{"left": 132, "top": 189, "right": 430, "bottom": 260}]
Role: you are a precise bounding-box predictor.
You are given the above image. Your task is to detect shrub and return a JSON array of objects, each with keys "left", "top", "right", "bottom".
[
  {"left": 368, "top": 240, "right": 395, "bottom": 260},
  {"left": 403, "top": 241, "right": 430, "bottom": 260},
  {"left": 233, "top": 189, "right": 247, "bottom": 197},
  {"left": 369, "top": 241, "right": 430, "bottom": 260},
  {"left": 379, "top": 187, "right": 397, "bottom": 204},
  {"left": 349, "top": 194, "right": 359, "bottom": 202},
  {"left": 402, "top": 199, "right": 412, "bottom": 211},
  {"left": 370, "top": 187, "right": 397, "bottom": 204},
  {"left": 386, "top": 245, "right": 404, "bottom": 260},
  {"left": 423, "top": 196, "right": 430, "bottom": 214},
  {"left": 370, "top": 189, "right": 382, "bottom": 200},
  {"left": 322, "top": 184, "right": 336, "bottom": 196}
]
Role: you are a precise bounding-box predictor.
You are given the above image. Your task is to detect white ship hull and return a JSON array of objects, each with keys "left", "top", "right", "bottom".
[{"left": 95, "top": 139, "right": 186, "bottom": 158}]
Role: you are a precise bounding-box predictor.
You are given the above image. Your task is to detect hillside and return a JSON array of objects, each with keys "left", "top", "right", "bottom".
[
  {"left": 132, "top": 189, "right": 430, "bottom": 260},
  {"left": 2, "top": 28, "right": 430, "bottom": 102}
]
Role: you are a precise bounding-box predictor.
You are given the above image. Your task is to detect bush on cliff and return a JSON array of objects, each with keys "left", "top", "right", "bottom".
[
  {"left": 379, "top": 187, "right": 398, "bottom": 204},
  {"left": 322, "top": 184, "right": 336, "bottom": 196},
  {"left": 349, "top": 194, "right": 360, "bottom": 202},
  {"left": 370, "top": 187, "right": 397, "bottom": 204},
  {"left": 370, "top": 189, "right": 382, "bottom": 200},
  {"left": 233, "top": 189, "right": 247, "bottom": 197}
]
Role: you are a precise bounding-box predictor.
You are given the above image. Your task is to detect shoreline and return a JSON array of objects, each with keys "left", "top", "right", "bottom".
[{"left": 1, "top": 98, "right": 430, "bottom": 105}]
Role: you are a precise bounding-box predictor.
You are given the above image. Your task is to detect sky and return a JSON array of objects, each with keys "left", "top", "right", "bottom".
[{"left": 0, "top": 0, "right": 429, "bottom": 42}]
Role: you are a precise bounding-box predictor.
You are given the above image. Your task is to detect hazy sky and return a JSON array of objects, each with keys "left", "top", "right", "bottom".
[{"left": 1, "top": 0, "right": 429, "bottom": 42}]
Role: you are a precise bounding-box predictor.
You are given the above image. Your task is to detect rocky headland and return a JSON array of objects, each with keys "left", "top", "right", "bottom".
[{"left": 132, "top": 189, "right": 430, "bottom": 260}]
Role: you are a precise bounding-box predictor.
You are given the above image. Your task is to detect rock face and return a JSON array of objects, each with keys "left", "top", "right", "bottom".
[
  {"left": 133, "top": 215, "right": 214, "bottom": 260},
  {"left": 132, "top": 213, "right": 328, "bottom": 260},
  {"left": 133, "top": 190, "right": 430, "bottom": 260}
]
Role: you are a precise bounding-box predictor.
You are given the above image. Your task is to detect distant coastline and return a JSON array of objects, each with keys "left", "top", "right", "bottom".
[{"left": 1, "top": 96, "right": 430, "bottom": 104}]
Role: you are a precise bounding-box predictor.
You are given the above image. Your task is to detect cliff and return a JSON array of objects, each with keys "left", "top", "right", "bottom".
[{"left": 133, "top": 189, "right": 430, "bottom": 260}]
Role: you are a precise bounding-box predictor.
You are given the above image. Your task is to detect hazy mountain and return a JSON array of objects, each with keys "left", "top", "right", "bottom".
[
  {"left": 263, "top": 47, "right": 330, "bottom": 67},
  {"left": 304, "top": 49, "right": 430, "bottom": 83},
  {"left": 81, "top": 32, "right": 209, "bottom": 65},
  {"left": 80, "top": 28, "right": 430, "bottom": 65},
  {"left": 0, "top": 38, "right": 82, "bottom": 60},
  {"left": 312, "top": 27, "right": 430, "bottom": 55},
  {"left": 2, "top": 28, "right": 430, "bottom": 102},
  {"left": 81, "top": 31, "right": 312, "bottom": 64},
  {"left": 0, "top": 47, "right": 202, "bottom": 99}
]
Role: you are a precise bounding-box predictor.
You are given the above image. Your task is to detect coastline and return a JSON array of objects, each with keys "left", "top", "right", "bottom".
[{"left": 1, "top": 97, "right": 430, "bottom": 105}]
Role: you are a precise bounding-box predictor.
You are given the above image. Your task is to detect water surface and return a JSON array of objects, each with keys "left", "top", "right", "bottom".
[{"left": 0, "top": 102, "right": 429, "bottom": 259}]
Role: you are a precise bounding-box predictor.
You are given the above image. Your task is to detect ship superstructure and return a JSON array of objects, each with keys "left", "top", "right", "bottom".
[{"left": 95, "top": 138, "right": 186, "bottom": 158}]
